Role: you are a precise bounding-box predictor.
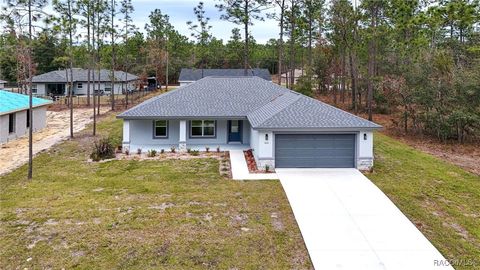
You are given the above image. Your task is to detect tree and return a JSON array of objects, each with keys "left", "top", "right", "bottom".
[
  {"left": 53, "top": 0, "right": 78, "bottom": 138},
  {"left": 216, "top": 0, "right": 271, "bottom": 75},
  {"left": 145, "top": 9, "right": 173, "bottom": 87},
  {"left": 2, "top": 0, "right": 48, "bottom": 179},
  {"left": 187, "top": 1, "right": 212, "bottom": 68},
  {"left": 119, "top": 0, "right": 135, "bottom": 107}
]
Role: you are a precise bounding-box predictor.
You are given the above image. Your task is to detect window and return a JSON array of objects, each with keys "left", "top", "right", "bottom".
[
  {"left": 26, "top": 109, "right": 30, "bottom": 128},
  {"left": 104, "top": 83, "right": 112, "bottom": 92},
  {"left": 154, "top": 120, "right": 168, "bottom": 138},
  {"left": 77, "top": 83, "right": 83, "bottom": 89},
  {"left": 190, "top": 120, "right": 215, "bottom": 137},
  {"left": 8, "top": 113, "right": 15, "bottom": 133},
  {"left": 31, "top": 84, "right": 37, "bottom": 93}
]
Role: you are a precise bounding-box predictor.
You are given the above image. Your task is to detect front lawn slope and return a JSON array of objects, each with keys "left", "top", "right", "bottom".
[
  {"left": 0, "top": 114, "right": 312, "bottom": 269},
  {"left": 370, "top": 133, "right": 480, "bottom": 269}
]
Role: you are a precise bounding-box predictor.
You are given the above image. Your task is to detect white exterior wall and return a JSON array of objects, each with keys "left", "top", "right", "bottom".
[
  {"left": 250, "top": 130, "right": 375, "bottom": 170},
  {"left": 357, "top": 131, "right": 374, "bottom": 170},
  {"left": 0, "top": 106, "right": 48, "bottom": 144},
  {"left": 179, "top": 81, "right": 193, "bottom": 87},
  {"left": 0, "top": 82, "right": 5, "bottom": 88},
  {"left": 250, "top": 130, "right": 275, "bottom": 169},
  {"left": 34, "top": 84, "right": 47, "bottom": 96}
]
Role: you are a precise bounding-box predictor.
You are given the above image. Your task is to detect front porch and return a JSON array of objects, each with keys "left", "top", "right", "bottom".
[{"left": 123, "top": 118, "right": 252, "bottom": 153}]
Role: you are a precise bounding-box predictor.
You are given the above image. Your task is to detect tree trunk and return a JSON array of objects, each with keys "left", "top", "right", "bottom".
[
  {"left": 111, "top": 0, "right": 116, "bottom": 111},
  {"left": 27, "top": 0, "right": 33, "bottom": 179},
  {"left": 341, "top": 49, "right": 346, "bottom": 103},
  {"left": 243, "top": 0, "right": 249, "bottom": 76},
  {"left": 68, "top": 0, "right": 74, "bottom": 139},
  {"left": 277, "top": 0, "right": 285, "bottom": 85},
  {"left": 349, "top": 50, "right": 358, "bottom": 114}
]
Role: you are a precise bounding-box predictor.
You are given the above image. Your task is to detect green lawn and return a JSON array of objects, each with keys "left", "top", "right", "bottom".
[
  {"left": 0, "top": 114, "right": 312, "bottom": 269},
  {"left": 369, "top": 133, "right": 480, "bottom": 269},
  {"left": 2, "top": 114, "right": 479, "bottom": 269}
]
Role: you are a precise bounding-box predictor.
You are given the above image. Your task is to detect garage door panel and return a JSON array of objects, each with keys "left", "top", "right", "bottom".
[{"left": 275, "top": 134, "right": 355, "bottom": 168}]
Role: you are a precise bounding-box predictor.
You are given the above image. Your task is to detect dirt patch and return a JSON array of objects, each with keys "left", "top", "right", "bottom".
[{"left": 0, "top": 107, "right": 110, "bottom": 175}]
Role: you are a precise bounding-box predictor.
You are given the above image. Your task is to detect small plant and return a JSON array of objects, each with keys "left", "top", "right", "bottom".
[
  {"left": 190, "top": 150, "right": 200, "bottom": 156},
  {"left": 187, "top": 148, "right": 191, "bottom": 153},
  {"left": 90, "top": 137, "right": 115, "bottom": 161},
  {"left": 205, "top": 146, "right": 210, "bottom": 153},
  {"left": 160, "top": 149, "right": 165, "bottom": 154},
  {"left": 170, "top": 146, "right": 176, "bottom": 153},
  {"left": 216, "top": 146, "right": 220, "bottom": 153},
  {"left": 265, "top": 164, "right": 270, "bottom": 172},
  {"left": 137, "top": 148, "right": 142, "bottom": 155},
  {"left": 125, "top": 149, "right": 130, "bottom": 156},
  {"left": 147, "top": 149, "right": 157, "bottom": 157}
]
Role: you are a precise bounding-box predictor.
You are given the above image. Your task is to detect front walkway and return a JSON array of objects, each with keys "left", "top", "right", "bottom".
[
  {"left": 229, "top": 150, "right": 278, "bottom": 180},
  {"left": 277, "top": 168, "right": 453, "bottom": 270}
]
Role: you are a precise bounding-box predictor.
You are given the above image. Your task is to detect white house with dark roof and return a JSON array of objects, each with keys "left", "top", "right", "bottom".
[
  {"left": 118, "top": 76, "right": 381, "bottom": 170},
  {"left": 178, "top": 68, "right": 272, "bottom": 86},
  {"left": 0, "top": 80, "right": 6, "bottom": 88},
  {"left": 0, "top": 90, "right": 52, "bottom": 144},
  {"left": 31, "top": 68, "right": 139, "bottom": 96}
]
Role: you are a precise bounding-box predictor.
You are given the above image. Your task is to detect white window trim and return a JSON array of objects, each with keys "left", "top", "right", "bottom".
[
  {"left": 190, "top": 120, "right": 216, "bottom": 138},
  {"left": 77, "top": 82, "right": 83, "bottom": 89},
  {"left": 154, "top": 120, "right": 168, "bottom": 138},
  {"left": 31, "top": 84, "right": 37, "bottom": 93}
]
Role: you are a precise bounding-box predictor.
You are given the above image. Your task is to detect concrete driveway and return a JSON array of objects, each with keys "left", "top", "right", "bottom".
[{"left": 277, "top": 168, "right": 453, "bottom": 270}]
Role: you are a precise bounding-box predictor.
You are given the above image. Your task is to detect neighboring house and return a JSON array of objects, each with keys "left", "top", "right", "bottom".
[
  {"left": 0, "top": 90, "right": 52, "bottom": 144},
  {"left": 0, "top": 80, "right": 6, "bottom": 88},
  {"left": 178, "top": 68, "right": 272, "bottom": 86},
  {"left": 118, "top": 77, "right": 381, "bottom": 170},
  {"left": 31, "top": 68, "right": 139, "bottom": 96}
]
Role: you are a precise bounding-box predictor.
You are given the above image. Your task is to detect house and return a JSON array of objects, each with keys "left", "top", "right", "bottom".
[
  {"left": 0, "top": 80, "right": 6, "bottom": 88},
  {"left": 31, "top": 68, "right": 139, "bottom": 96},
  {"left": 178, "top": 68, "right": 272, "bottom": 86},
  {"left": 0, "top": 90, "right": 52, "bottom": 144},
  {"left": 118, "top": 77, "right": 381, "bottom": 170}
]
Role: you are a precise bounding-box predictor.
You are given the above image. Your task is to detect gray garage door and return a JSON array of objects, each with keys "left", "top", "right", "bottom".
[{"left": 275, "top": 134, "right": 355, "bottom": 168}]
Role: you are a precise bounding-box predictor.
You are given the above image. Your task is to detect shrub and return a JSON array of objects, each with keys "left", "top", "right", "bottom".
[
  {"left": 170, "top": 146, "right": 176, "bottom": 153},
  {"left": 190, "top": 150, "right": 200, "bottom": 156},
  {"left": 90, "top": 137, "right": 115, "bottom": 161},
  {"left": 160, "top": 149, "right": 165, "bottom": 154},
  {"left": 187, "top": 148, "right": 191, "bottom": 153},
  {"left": 265, "top": 164, "right": 270, "bottom": 172},
  {"left": 147, "top": 149, "right": 157, "bottom": 157},
  {"left": 137, "top": 148, "right": 142, "bottom": 155},
  {"left": 205, "top": 146, "right": 210, "bottom": 153},
  {"left": 216, "top": 146, "right": 220, "bottom": 153},
  {"left": 125, "top": 149, "right": 130, "bottom": 156}
]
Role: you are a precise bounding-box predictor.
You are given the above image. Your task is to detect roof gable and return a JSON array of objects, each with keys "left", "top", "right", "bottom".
[
  {"left": 32, "top": 68, "right": 138, "bottom": 83},
  {"left": 179, "top": 68, "right": 272, "bottom": 81}
]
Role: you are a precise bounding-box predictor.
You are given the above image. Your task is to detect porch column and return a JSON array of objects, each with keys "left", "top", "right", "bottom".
[
  {"left": 122, "top": 120, "right": 130, "bottom": 152},
  {"left": 179, "top": 120, "right": 187, "bottom": 151}
]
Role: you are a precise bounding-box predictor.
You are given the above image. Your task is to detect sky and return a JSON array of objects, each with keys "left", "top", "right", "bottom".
[{"left": 35, "top": 0, "right": 281, "bottom": 44}]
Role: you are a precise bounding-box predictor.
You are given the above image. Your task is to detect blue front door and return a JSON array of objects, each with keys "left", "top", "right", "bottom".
[{"left": 228, "top": 120, "right": 242, "bottom": 142}]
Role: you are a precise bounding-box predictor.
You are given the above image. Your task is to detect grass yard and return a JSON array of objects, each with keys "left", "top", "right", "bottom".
[
  {"left": 0, "top": 114, "right": 312, "bottom": 269},
  {"left": 369, "top": 133, "right": 480, "bottom": 269}
]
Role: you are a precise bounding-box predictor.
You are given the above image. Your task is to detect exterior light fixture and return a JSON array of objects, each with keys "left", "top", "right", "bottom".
[
  {"left": 265, "top": 134, "right": 269, "bottom": 141},
  {"left": 364, "top": 133, "right": 367, "bottom": 140}
]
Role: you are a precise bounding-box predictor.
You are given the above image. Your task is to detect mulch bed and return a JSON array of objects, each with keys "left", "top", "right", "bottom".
[{"left": 244, "top": 149, "right": 274, "bottom": 174}]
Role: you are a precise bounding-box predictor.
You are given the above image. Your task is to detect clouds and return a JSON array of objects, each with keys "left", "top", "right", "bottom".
[{"left": 132, "top": 0, "right": 279, "bottom": 43}]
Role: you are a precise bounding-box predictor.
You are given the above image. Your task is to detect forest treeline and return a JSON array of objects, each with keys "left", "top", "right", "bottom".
[{"left": 1, "top": 0, "right": 479, "bottom": 143}]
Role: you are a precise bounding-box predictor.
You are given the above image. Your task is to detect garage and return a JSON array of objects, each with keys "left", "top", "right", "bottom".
[{"left": 275, "top": 134, "right": 356, "bottom": 168}]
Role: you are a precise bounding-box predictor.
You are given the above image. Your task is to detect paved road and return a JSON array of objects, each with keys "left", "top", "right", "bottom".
[{"left": 278, "top": 168, "right": 453, "bottom": 270}]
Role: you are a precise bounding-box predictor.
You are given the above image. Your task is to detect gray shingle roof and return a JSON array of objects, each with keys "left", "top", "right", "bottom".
[
  {"left": 118, "top": 77, "right": 381, "bottom": 130},
  {"left": 32, "top": 68, "right": 138, "bottom": 83},
  {"left": 179, "top": 68, "right": 271, "bottom": 81}
]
